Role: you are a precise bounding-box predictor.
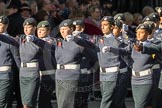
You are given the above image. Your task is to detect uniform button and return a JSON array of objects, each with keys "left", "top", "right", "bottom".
[{"left": 60, "top": 65, "right": 64, "bottom": 69}]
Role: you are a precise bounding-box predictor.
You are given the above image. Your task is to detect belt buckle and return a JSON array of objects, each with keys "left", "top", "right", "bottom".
[
  {"left": 101, "top": 68, "right": 106, "bottom": 73},
  {"left": 22, "top": 63, "right": 27, "bottom": 67},
  {"left": 60, "top": 64, "right": 64, "bottom": 69},
  {"left": 135, "top": 72, "right": 140, "bottom": 77}
]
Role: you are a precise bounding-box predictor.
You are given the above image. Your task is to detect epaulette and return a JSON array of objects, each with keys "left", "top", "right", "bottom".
[
  {"left": 89, "top": 35, "right": 97, "bottom": 43},
  {"left": 151, "top": 38, "right": 161, "bottom": 44},
  {"left": 151, "top": 54, "right": 156, "bottom": 59}
]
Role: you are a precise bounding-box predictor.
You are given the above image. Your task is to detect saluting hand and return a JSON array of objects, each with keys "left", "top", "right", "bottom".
[
  {"left": 72, "top": 31, "right": 81, "bottom": 36},
  {"left": 66, "top": 35, "right": 74, "bottom": 42},
  {"left": 133, "top": 43, "right": 143, "bottom": 52},
  {"left": 26, "top": 36, "right": 34, "bottom": 42}
]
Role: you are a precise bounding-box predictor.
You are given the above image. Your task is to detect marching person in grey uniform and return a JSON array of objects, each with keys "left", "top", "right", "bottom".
[
  {"left": 19, "top": 18, "right": 48, "bottom": 108},
  {"left": 0, "top": 15, "right": 20, "bottom": 108},
  {"left": 112, "top": 19, "right": 131, "bottom": 108},
  {"left": 143, "top": 15, "right": 162, "bottom": 107},
  {"left": 140, "top": 38, "right": 162, "bottom": 89},
  {"left": 88, "top": 16, "right": 123, "bottom": 108},
  {"left": 147, "top": 21, "right": 162, "bottom": 108},
  {"left": 140, "top": 40, "right": 162, "bottom": 88},
  {"left": 72, "top": 19, "right": 98, "bottom": 108},
  {"left": 114, "top": 14, "right": 135, "bottom": 89},
  {"left": 0, "top": 16, "right": 10, "bottom": 36},
  {"left": 148, "top": 12, "right": 161, "bottom": 40},
  {"left": 153, "top": 7, "right": 162, "bottom": 40},
  {"left": 136, "top": 35, "right": 162, "bottom": 108},
  {"left": 130, "top": 23, "right": 155, "bottom": 108},
  {"left": 106, "top": 23, "right": 155, "bottom": 108},
  {"left": 55, "top": 19, "right": 96, "bottom": 108},
  {"left": 0, "top": 15, "right": 23, "bottom": 108},
  {"left": 114, "top": 13, "right": 136, "bottom": 44},
  {"left": 37, "top": 20, "right": 56, "bottom": 108}
]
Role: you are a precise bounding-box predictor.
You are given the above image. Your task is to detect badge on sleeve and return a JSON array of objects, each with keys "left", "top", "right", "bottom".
[
  {"left": 99, "top": 38, "right": 104, "bottom": 44},
  {"left": 57, "top": 39, "right": 62, "bottom": 47}
]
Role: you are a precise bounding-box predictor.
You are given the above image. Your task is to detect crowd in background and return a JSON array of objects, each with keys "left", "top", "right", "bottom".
[
  {"left": 0, "top": 0, "right": 161, "bottom": 38},
  {"left": 1, "top": 0, "right": 162, "bottom": 108}
]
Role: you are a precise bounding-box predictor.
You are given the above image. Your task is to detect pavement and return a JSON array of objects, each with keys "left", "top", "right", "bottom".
[
  {"left": 12, "top": 98, "right": 135, "bottom": 108},
  {"left": 88, "top": 98, "right": 135, "bottom": 108}
]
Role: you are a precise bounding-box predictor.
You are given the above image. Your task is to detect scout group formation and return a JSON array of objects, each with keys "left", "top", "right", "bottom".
[{"left": 1, "top": 0, "right": 162, "bottom": 108}]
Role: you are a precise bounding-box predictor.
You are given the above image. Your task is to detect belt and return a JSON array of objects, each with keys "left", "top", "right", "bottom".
[
  {"left": 40, "top": 70, "right": 55, "bottom": 76},
  {"left": 0, "top": 66, "right": 11, "bottom": 72},
  {"left": 21, "top": 62, "right": 38, "bottom": 68},
  {"left": 100, "top": 66, "right": 119, "bottom": 73},
  {"left": 152, "top": 64, "right": 160, "bottom": 69},
  {"left": 57, "top": 64, "right": 80, "bottom": 70},
  {"left": 81, "top": 68, "right": 91, "bottom": 74},
  {"left": 120, "top": 67, "right": 128, "bottom": 73},
  {"left": 132, "top": 69, "right": 152, "bottom": 77}
]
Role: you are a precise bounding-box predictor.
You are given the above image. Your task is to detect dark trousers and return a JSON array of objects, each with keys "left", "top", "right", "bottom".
[
  {"left": 159, "top": 72, "right": 162, "bottom": 89},
  {"left": 38, "top": 74, "right": 55, "bottom": 108},
  {"left": 151, "top": 68, "right": 162, "bottom": 108},
  {"left": 0, "top": 80, "right": 12, "bottom": 108},
  {"left": 75, "top": 74, "right": 93, "bottom": 108},
  {"left": 100, "top": 81, "right": 116, "bottom": 108},
  {"left": 12, "top": 71, "right": 23, "bottom": 108},
  {"left": 132, "top": 84, "right": 153, "bottom": 108},
  {"left": 56, "top": 80, "right": 78, "bottom": 108},
  {"left": 113, "top": 72, "right": 130, "bottom": 108}
]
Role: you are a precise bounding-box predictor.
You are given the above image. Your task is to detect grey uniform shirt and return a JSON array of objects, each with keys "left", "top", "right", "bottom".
[{"left": 153, "top": 29, "right": 162, "bottom": 40}]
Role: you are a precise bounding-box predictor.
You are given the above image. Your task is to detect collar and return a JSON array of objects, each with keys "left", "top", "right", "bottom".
[
  {"left": 41, "top": 35, "right": 51, "bottom": 40},
  {"left": 147, "top": 37, "right": 154, "bottom": 42},
  {"left": 26, "top": 35, "right": 36, "bottom": 39},
  {"left": 141, "top": 40, "right": 151, "bottom": 46},
  {"left": 64, "top": 35, "right": 73, "bottom": 41},
  {"left": 1, "top": 32, "right": 9, "bottom": 36},
  {"left": 103, "top": 33, "right": 114, "bottom": 38}
]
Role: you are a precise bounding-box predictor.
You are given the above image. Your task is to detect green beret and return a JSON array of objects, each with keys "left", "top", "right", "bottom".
[
  {"left": 23, "top": 18, "right": 37, "bottom": 26},
  {"left": 73, "top": 20, "right": 84, "bottom": 26},
  {"left": 37, "top": 21, "right": 51, "bottom": 29},
  {"left": 101, "top": 16, "right": 114, "bottom": 25},
  {"left": 136, "top": 23, "right": 151, "bottom": 33},
  {"left": 114, "top": 13, "right": 126, "bottom": 22},
  {"left": 0, "top": 15, "right": 9, "bottom": 24},
  {"left": 59, "top": 19, "right": 73, "bottom": 29}
]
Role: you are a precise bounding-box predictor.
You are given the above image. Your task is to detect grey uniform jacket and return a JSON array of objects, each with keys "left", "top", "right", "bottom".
[
  {"left": 55, "top": 38, "right": 96, "bottom": 81},
  {"left": 94, "top": 33, "right": 121, "bottom": 81},
  {"left": 19, "top": 35, "right": 54, "bottom": 77},
  {"left": 0, "top": 34, "right": 20, "bottom": 79}
]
